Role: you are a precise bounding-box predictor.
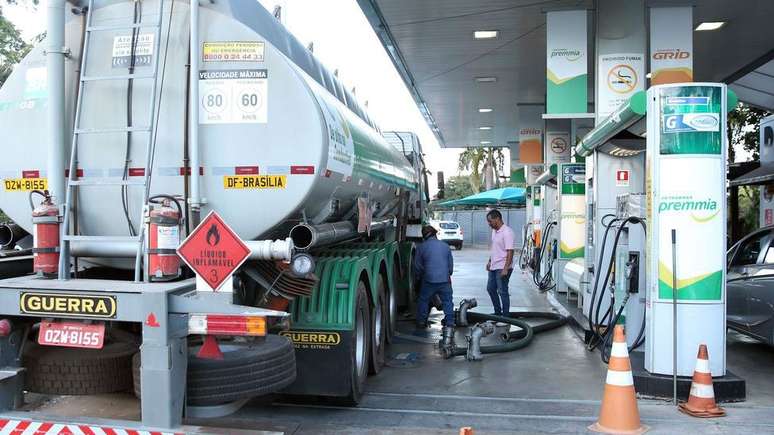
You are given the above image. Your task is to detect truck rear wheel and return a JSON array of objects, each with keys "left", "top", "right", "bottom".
[
  {"left": 344, "top": 282, "right": 371, "bottom": 405},
  {"left": 132, "top": 335, "right": 296, "bottom": 406},
  {"left": 369, "top": 275, "right": 387, "bottom": 374},
  {"left": 24, "top": 341, "right": 136, "bottom": 395}
]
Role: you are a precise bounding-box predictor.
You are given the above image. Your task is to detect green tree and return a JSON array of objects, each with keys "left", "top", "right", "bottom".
[
  {"left": 458, "top": 147, "right": 505, "bottom": 193},
  {"left": 444, "top": 175, "right": 475, "bottom": 200},
  {"left": 727, "top": 102, "right": 769, "bottom": 162},
  {"left": 727, "top": 102, "right": 772, "bottom": 238},
  {"left": 0, "top": 12, "right": 30, "bottom": 87}
]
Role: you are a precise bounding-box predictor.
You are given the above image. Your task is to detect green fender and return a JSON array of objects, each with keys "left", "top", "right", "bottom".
[
  {"left": 317, "top": 248, "right": 387, "bottom": 307},
  {"left": 288, "top": 255, "right": 371, "bottom": 330}
]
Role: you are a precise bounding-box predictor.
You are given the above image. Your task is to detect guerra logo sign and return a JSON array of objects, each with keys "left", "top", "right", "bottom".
[{"left": 607, "top": 64, "right": 638, "bottom": 94}]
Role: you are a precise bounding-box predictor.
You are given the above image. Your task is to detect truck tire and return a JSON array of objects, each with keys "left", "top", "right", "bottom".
[
  {"left": 133, "top": 335, "right": 296, "bottom": 406},
  {"left": 369, "top": 275, "right": 387, "bottom": 375},
  {"left": 24, "top": 341, "right": 136, "bottom": 395},
  {"left": 344, "top": 282, "right": 371, "bottom": 405}
]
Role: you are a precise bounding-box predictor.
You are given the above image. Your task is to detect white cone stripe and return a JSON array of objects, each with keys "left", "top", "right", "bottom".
[
  {"left": 690, "top": 382, "right": 716, "bottom": 398},
  {"left": 20, "top": 421, "right": 41, "bottom": 435},
  {"left": 606, "top": 369, "right": 634, "bottom": 386},
  {"left": 694, "top": 358, "right": 711, "bottom": 374},
  {"left": 91, "top": 427, "right": 108, "bottom": 435},
  {"left": 0, "top": 420, "right": 20, "bottom": 435},
  {"left": 610, "top": 342, "right": 629, "bottom": 358},
  {"left": 113, "top": 429, "right": 129, "bottom": 435}
]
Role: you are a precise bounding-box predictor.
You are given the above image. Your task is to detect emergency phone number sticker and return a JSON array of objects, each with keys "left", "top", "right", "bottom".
[
  {"left": 203, "top": 41, "right": 265, "bottom": 62},
  {"left": 4, "top": 178, "right": 47, "bottom": 191},
  {"left": 223, "top": 175, "right": 286, "bottom": 189}
]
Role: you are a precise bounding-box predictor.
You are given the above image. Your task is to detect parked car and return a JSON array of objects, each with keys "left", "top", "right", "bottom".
[
  {"left": 726, "top": 225, "right": 774, "bottom": 345},
  {"left": 430, "top": 220, "right": 464, "bottom": 250}
]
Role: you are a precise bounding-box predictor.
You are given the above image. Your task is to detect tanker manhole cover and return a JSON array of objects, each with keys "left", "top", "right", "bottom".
[{"left": 386, "top": 352, "right": 423, "bottom": 368}]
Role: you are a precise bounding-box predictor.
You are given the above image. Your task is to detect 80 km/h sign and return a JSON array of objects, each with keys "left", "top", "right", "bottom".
[{"left": 177, "top": 211, "right": 250, "bottom": 291}]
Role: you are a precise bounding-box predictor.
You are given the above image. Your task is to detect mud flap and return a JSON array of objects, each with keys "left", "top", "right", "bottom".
[{"left": 279, "top": 329, "right": 353, "bottom": 397}]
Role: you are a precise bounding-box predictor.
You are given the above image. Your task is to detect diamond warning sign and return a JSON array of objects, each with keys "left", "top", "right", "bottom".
[{"left": 177, "top": 211, "right": 250, "bottom": 291}]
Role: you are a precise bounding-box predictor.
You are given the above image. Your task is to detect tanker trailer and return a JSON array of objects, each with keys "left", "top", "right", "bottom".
[{"left": 0, "top": 0, "right": 428, "bottom": 413}]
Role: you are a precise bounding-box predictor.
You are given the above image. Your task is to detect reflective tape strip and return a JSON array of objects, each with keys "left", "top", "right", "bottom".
[
  {"left": 22, "top": 170, "right": 40, "bottom": 179},
  {"left": 0, "top": 420, "right": 20, "bottom": 435},
  {"left": 606, "top": 369, "right": 634, "bottom": 387},
  {"left": 211, "top": 167, "right": 231, "bottom": 176},
  {"left": 266, "top": 166, "right": 290, "bottom": 175},
  {"left": 695, "top": 358, "right": 710, "bottom": 374},
  {"left": 0, "top": 420, "right": 181, "bottom": 435},
  {"left": 47, "top": 424, "right": 66, "bottom": 435},
  {"left": 13, "top": 419, "right": 30, "bottom": 433},
  {"left": 690, "top": 382, "right": 715, "bottom": 398},
  {"left": 19, "top": 421, "right": 41, "bottom": 435},
  {"left": 610, "top": 342, "right": 628, "bottom": 358}
]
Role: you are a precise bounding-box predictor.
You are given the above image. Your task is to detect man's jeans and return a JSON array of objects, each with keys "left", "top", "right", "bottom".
[
  {"left": 487, "top": 269, "right": 513, "bottom": 316},
  {"left": 416, "top": 281, "right": 454, "bottom": 327}
]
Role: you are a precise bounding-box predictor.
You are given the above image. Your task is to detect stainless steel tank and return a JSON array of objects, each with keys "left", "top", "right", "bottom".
[{"left": 0, "top": 0, "right": 418, "bottom": 261}]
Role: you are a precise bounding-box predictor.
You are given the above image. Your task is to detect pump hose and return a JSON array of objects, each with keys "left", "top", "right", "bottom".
[
  {"left": 587, "top": 216, "right": 648, "bottom": 356},
  {"left": 517, "top": 222, "right": 533, "bottom": 270},
  {"left": 447, "top": 311, "right": 567, "bottom": 357},
  {"left": 532, "top": 221, "right": 557, "bottom": 292}
]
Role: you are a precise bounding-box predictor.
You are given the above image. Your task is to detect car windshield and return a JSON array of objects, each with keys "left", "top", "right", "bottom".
[
  {"left": 439, "top": 223, "right": 459, "bottom": 230},
  {"left": 730, "top": 230, "right": 771, "bottom": 267}
]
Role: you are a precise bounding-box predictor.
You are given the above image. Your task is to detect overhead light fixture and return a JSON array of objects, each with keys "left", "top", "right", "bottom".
[
  {"left": 478, "top": 108, "right": 493, "bottom": 113},
  {"left": 475, "top": 77, "right": 497, "bottom": 83},
  {"left": 473, "top": 30, "right": 499, "bottom": 40},
  {"left": 480, "top": 141, "right": 492, "bottom": 145},
  {"left": 479, "top": 126, "right": 492, "bottom": 130},
  {"left": 695, "top": 21, "right": 725, "bottom": 31}
]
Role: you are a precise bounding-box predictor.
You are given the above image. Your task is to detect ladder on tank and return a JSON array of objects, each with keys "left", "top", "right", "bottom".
[{"left": 58, "top": 0, "right": 167, "bottom": 282}]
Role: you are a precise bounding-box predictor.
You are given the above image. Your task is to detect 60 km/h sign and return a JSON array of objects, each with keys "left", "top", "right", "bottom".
[{"left": 177, "top": 211, "right": 250, "bottom": 291}]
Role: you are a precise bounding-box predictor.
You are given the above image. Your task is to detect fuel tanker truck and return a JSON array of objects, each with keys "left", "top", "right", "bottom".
[{"left": 0, "top": 0, "right": 429, "bottom": 423}]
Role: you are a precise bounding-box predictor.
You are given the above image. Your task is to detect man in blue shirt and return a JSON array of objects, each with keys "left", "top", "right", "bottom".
[{"left": 413, "top": 225, "right": 454, "bottom": 329}]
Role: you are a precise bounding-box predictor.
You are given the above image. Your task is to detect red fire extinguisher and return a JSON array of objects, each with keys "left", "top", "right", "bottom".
[
  {"left": 32, "top": 192, "right": 59, "bottom": 277},
  {"left": 148, "top": 199, "right": 181, "bottom": 281}
]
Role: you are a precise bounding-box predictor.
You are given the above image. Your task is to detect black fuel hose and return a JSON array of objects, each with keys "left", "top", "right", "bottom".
[
  {"left": 447, "top": 311, "right": 567, "bottom": 356},
  {"left": 588, "top": 217, "right": 647, "bottom": 354},
  {"left": 532, "top": 221, "right": 557, "bottom": 292}
]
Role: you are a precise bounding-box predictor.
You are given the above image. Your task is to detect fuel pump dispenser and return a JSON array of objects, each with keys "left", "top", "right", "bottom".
[{"left": 573, "top": 83, "right": 735, "bottom": 385}]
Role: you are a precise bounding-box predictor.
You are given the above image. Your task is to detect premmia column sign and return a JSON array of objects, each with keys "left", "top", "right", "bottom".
[{"left": 645, "top": 83, "right": 728, "bottom": 377}]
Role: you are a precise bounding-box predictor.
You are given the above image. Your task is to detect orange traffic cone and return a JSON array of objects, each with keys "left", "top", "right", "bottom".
[
  {"left": 678, "top": 344, "right": 726, "bottom": 418},
  {"left": 589, "top": 325, "right": 648, "bottom": 434},
  {"left": 459, "top": 428, "right": 473, "bottom": 435}
]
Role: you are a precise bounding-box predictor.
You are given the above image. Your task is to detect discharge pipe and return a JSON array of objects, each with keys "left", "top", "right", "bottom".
[
  {"left": 70, "top": 238, "right": 294, "bottom": 261},
  {"left": 188, "top": 0, "right": 202, "bottom": 225},
  {"left": 290, "top": 217, "right": 395, "bottom": 251},
  {"left": 0, "top": 224, "right": 29, "bottom": 249},
  {"left": 46, "top": 0, "right": 67, "bottom": 204}
]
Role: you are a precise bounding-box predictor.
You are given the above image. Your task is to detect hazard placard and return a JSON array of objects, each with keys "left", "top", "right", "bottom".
[
  {"left": 616, "top": 170, "right": 630, "bottom": 187},
  {"left": 177, "top": 211, "right": 250, "bottom": 292}
]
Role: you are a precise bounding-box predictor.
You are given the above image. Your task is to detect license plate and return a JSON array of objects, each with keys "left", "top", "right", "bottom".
[
  {"left": 445, "top": 231, "right": 457, "bottom": 235},
  {"left": 4, "top": 178, "right": 48, "bottom": 192},
  {"left": 38, "top": 321, "right": 105, "bottom": 349}
]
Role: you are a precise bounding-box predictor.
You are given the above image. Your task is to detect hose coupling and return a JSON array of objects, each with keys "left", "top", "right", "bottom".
[
  {"left": 456, "top": 298, "right": 478, "bottom": 327},
  {"left": 440, "top": 326, "right": 456, "bottom": 359},
  {"left": 466, "top": 322, "right": 495, "bottom": 361}
]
